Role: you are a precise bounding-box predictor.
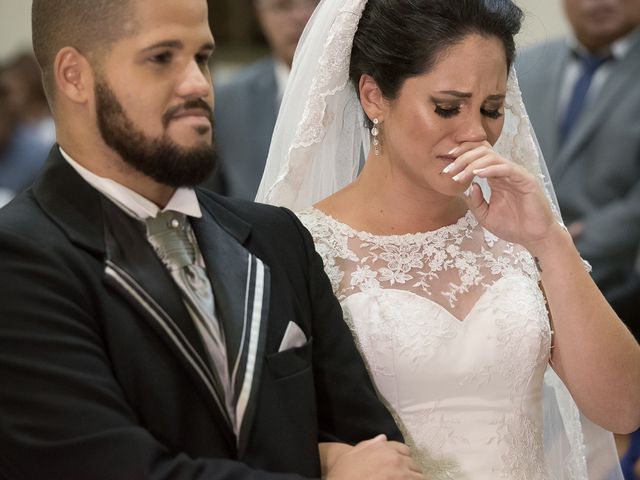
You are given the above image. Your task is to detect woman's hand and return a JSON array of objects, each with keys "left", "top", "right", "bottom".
[
  {"left": 319, "top": 442, "right": 353, "bottom": 477},
  {"left": 321, "top": 437, "right": 423, "bottom": 480},
  {"left": 444, "top": 141, "right": 561, "bottom": 255}
]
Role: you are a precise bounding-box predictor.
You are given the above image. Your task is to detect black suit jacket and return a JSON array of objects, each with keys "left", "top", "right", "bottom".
[{"left": 0, "top": 148, "right": 400, "bottom": 480}]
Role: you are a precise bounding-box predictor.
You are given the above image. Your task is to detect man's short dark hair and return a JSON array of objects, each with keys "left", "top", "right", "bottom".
[{"left": 32, "top": 0, "right": 135, "bottom": 100}]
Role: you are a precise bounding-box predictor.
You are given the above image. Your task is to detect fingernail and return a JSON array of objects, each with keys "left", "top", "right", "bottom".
[
  {"left": 441, "top": 163, "right": 455, "bottom": 174},
  {"left": 452, "top": 172, "right": 464, "bottom": 182},
  {"left": 448, "top": 146, "right": 458, "bottom": 155},
  {"left": 473, "top": 168, "right": 486, "bottom": 175}
]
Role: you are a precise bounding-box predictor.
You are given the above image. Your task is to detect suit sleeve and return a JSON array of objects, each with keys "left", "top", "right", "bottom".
[
  {"left": 279, "top": 208, "right": 403, "bottom": 445},
  {"left": 576, "top": 177, "right": 640, "bottom": 261},
  {"left": 0, "top": 230, "right": 310, "bottom": 480}
]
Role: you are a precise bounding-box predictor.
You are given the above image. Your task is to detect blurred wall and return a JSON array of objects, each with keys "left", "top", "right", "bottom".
[
  {"left": 0, "top": 0, "right": 33, "bottom": 62},
  {"left": 517, "top": 0, "right": 570, "bottom": 47},
  {"left": 0, "top": 0, "right": 570, "bottom": 66}
]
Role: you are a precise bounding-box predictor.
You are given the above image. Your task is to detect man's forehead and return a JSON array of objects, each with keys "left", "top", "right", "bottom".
[
  {"left": 132, "top": 0, "right": 209, "bottom": 27},
  {"left": 116, "top": 0, "right": 213, "bottom": 49}
]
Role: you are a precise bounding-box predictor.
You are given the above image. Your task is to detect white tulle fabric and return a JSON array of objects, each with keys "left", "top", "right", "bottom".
[{"left": 255, "top": 0, "right": 623, "bottom": 478}]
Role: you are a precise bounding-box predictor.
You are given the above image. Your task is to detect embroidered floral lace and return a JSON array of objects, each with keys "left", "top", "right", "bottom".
[{"left": 299, "top": 208, "right": 555, "bottom": 479}]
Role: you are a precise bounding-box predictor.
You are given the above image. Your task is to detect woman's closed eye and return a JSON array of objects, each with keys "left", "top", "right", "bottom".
[
  {"left": 433, "top": 104, "right": 504, "bottom": 120},
  {"left": 434, "top": 104, "right": 461, "bottom": 118},
  {"left": 481, "top": 106, "right": 504, "bottom": 119}
]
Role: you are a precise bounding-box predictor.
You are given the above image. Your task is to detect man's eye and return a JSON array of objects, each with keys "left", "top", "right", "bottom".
[
  {"left": 195, "top": 53, "right": 211, "bottom": 65},
  {"left": 150, "top": 52, "right": 173, "bottom": 64}
]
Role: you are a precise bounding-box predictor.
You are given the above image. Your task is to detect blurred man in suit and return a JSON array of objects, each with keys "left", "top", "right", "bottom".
[
  {"left": 517, "top": 0, "right": 640, "bottom": 298},
  {"left": 203, "top": 0, "right": 318, "bottom": 199}
]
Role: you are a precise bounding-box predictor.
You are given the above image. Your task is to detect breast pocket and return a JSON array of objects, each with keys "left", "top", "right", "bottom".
[{"left": 266, "top": 338, "right": 313, "bottom": 380}]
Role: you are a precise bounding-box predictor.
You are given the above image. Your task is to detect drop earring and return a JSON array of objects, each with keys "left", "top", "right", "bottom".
[{"left": 371, "top": 118, "right": 382, "bottom": 156}]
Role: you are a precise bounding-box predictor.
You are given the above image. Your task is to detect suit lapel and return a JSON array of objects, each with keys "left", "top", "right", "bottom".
[
  {"left": 195, "top": 192, "right": 271, "bottom": 455},
  {"left": 555, "top": 37, "right": 640, "bottom": 177},
  {"left": 100, "top": 200, "right": 237, "bottom": 446},
  {"left": 251, "top": 61, "right": 279, "bottom": 168},
  {"left": 538, "top": 43, "right": 568, "bottom": 170},
  {"left": 33, "top": 148, "right": 236, "bottom": 448}
]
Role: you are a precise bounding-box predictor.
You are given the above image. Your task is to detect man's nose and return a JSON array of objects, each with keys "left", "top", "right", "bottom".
[{"left": 177, "top": 61, "right": 211, "bottom": 100}]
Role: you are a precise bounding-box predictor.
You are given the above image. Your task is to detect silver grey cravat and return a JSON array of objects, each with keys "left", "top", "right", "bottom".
[{"left": 146, "top": 211, "right": 235, "bottom": 429}]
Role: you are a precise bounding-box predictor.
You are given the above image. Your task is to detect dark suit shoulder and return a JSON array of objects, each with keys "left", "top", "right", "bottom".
[
  {"left": 218, "top": 57, "right": 276, "bottom": 94},
  {"left": 517, "top": 38, "right": 567, "bottom": 70},
  {"left": 197, "top": 189, "right": 309, "bottom": 246},
  {"left": 0, "top": 189, "right": 60, "bottom": 241}
]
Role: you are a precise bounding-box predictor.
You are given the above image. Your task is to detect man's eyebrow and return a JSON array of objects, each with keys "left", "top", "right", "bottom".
[
  {"left": 486, "top": 94, "right": 506, "bottom": 101},
  {"left": 141, "top": 40, "right": 216, "bottom": 52},
  {"left": 141, "top": 40, "right": 184, "bottom": 52}
]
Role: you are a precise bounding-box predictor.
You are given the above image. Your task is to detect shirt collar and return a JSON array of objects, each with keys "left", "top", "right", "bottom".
[{"left": 59, "top": 146, "right": 202, "bottom": 220}]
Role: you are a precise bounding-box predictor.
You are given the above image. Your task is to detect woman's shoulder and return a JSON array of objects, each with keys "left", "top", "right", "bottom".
[{"left": 296, "top": 207, "right": 355, "bottom": 241}]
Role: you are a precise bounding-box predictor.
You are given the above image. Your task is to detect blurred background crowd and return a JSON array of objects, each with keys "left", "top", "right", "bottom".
[{"left": 0, "top": 0, "right": 638, "bottom": 477}]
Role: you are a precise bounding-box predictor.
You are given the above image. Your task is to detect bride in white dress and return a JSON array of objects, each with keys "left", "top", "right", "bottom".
[{"left": 256, "top": 0, "right": 640, "bottom": 478}]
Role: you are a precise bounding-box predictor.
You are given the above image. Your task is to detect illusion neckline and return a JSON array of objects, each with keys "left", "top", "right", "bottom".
[{"left": 304, "top": 207, "right": 478, "bottom": 243}]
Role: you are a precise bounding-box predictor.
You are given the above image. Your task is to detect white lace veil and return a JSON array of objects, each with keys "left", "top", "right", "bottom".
[{"left": 256, "top": 1, "right": 623, "bottom": 478}]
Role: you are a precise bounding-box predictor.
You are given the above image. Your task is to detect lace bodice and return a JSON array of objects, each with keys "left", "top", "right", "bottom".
[{"left": 299, "top": 208, "right": 553, "bottom": 479}]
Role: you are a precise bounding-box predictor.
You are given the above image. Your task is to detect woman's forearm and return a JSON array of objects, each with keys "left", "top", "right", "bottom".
[{"left": 531, "top": 226, "right": 640, "bottom": 433}]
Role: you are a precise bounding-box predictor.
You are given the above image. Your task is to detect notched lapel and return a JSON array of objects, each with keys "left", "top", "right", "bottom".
[
  {"left": 193, "top": 198, "right": 271, "bottom": 454},
  {"left": 100, "top": 199, "right": 236, "bottom": 445},
  {"left": 556, "top": 41, "right": 640, "bottom": 175},
  {"left": 539, "top": 45, "right": 568, "bottom": 167}
]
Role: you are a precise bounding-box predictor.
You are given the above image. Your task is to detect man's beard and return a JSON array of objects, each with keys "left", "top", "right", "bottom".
[{"left": 94, "top": 80, "right": 216, "bottom": 188}]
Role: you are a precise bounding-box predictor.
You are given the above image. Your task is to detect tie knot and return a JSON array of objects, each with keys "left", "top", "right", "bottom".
[
  {"left": 146, "top": 211, "right": 194, "bottom": 269},
  {"left": 579, "top": 53, "right": 611, "bottom": 73}
]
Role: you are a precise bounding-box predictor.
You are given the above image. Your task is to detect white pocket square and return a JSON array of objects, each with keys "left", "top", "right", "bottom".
[{"left": 278, "top": 321, "right": 307, "bottom": 352}]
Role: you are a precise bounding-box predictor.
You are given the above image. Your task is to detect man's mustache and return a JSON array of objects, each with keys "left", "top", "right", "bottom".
[{"left": 162, "top": 99, "right": 213, "bottom": 128}]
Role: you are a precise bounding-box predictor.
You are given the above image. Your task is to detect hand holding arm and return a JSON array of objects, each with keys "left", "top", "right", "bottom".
[{"left": 324, "top": 436, "right": 422, "bottom": 480}]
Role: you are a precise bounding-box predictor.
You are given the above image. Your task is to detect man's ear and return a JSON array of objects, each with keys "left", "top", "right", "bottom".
[
  {"left": 359, "top": 74, "right": 387, "bottom": 123},
  {"left": 53, "top": 47, "right": 93, "bottom": 104}
]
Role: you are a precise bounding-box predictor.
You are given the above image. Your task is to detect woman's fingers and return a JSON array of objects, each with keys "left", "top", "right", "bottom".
[
  {"left": 450, "top": 154, "right": 500, "bottom": 183},
  {"left": 447, "top": 140, "right": 490, "bottom": 159},
  {"left": 465, "top": 182, "right": 489, "bottom": 220},
  {"left": 473, "top": 163, "right": 539, "bottom": 194},
  {"left": 441, "top": 143, "right": 508, "bottom": 184}
]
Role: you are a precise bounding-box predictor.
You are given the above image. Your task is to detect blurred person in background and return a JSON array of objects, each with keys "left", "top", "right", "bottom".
[
  {"left": 608, "top": 247, "right": 640, "bottom": 479},
  {"left": 0, "top": 64, "right": 19, "bottom": 207},
  {"left": 202, "top": 0, "right": 318, "bottom": 199},
  {"left": 0, "top": 52, "right": 55, "bottom": 207},
  {"left": 608, "top": 246, "right": 640, "bottom": 341},
  {"left": 517, "top": 0, "right": 640, "bottom": 313}
]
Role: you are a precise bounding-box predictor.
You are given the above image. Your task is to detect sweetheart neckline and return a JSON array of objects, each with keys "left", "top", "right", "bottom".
[{"left": 341, "top": 274, "right": 540, "bottom": 324}]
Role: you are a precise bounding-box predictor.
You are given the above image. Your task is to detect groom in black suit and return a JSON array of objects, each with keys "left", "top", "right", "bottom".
[{"left": 0, "top": 1, "right": 419, "bottom": 479}]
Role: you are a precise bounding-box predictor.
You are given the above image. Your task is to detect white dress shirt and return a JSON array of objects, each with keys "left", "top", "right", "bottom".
[{"left": 59, "top": 146, "right": 202, "bottom": 221}]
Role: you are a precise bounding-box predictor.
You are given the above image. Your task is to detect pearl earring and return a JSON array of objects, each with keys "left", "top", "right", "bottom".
[{"left": 371, "top": 118, "right": 381, "bottom": 156}]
